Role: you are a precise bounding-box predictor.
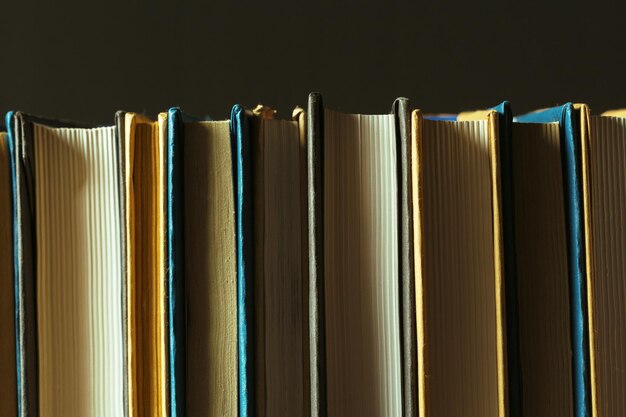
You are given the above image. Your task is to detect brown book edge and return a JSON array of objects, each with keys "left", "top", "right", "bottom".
[
  {"left": 307, "top": 92, "right": 327, "bottom": 417},
  {"left": 393, "top": 98, "right": 418, "bottom": 417}
]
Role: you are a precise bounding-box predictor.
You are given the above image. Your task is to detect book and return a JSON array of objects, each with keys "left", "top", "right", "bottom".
[
  {"left": 412, "top": 108, "right": 507, "bottom": 417},
  {"left": 8, "top": 111, "right": 126, "bottom": 417},
  {"left": 7, "top": 95, "right": 626, "bottom": 417},
  {"left": 307, "top": 93, "right": 407, "bottom": 416},
  {"left": 231, "top": 104, "right": 309, "bottom": 417},
  {"left": 514, "top": 104, "right": 588, "bottom": 417},
  {"left": 459, "top": 103, "right": 522, "bottom": 417},
  {"left": 0, "top": 127, "right": 16, "bottom": 417},
  {"left": 580, "top": 106, "right": 626, "bottom": 417},
  {"left": 166, "top": 108, "right": 238, "bottom": 417},
  {"left": 123, "top": 112, "right": 168, "bottom": 417}
]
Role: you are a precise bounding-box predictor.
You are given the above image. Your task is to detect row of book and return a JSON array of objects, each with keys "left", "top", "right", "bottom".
[{"left": 0, "top": 94, "right": 623, "bottom": 417}]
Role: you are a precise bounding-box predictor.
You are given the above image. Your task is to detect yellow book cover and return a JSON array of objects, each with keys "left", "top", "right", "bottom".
[{"left": 124, "top": 113, "right": 168, "bottom": 417}]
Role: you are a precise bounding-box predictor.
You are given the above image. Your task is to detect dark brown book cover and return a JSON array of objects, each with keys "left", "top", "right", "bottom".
[
  {"left": 307, "top": 94, "right": 417, "bottom": 417},
  {"left": 393, "top": 98, "right": 418, "bottom": 417},
  {"left": 307, "top": 92, "right": 327, "bottom": 417}
]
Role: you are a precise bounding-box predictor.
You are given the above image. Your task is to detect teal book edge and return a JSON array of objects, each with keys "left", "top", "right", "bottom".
[
  {"left": 515, "top": 104, "right": 590, "bottom": 417},
  {"left": 167, "top": 107, "right": 185, "bottom": 417},
  {"left": 230, "top": 105, "right": 255, "bottom": 417},
  {"left": 5, "top": 111, "right": 20, "bottom": 416}
]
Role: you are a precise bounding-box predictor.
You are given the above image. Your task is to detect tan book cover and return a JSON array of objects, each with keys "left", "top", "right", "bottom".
[
  {"left": 580, "top": 105, "right": 626, "bottom": 417},
  {"left": 412, "top": 110, "right": 507, "bottom": 417}
]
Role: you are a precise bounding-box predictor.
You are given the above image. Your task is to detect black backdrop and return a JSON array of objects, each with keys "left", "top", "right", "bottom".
[{"left": 2, "top": 0, "right": 625, "bottom": 125}]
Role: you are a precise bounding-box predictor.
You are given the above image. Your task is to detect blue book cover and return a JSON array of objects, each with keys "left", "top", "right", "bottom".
[
  {"left": 7, "top": 110, "right": 39, "bottom": 417},
  {"left": 167, "top": 107, "right": 186, "bottom": 417},
  {"left": 167, "top": 107, "right": 218, "bottom": 417},
  {"left": 230, "top": 105, "right": 255, "bottom": 417},
  {"left": 515, "top": 104, "right": 590, "bottom": 417},
  {"left": 4, "top": 114, "right": 16, "bottom": 277},
  {"left": 3, "top": 113, "right": 18, "bottom": 417}
]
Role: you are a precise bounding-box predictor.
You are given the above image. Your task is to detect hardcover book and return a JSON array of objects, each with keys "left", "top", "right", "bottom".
[
  {"left": 413, "top": 107, "right": 507, "bottom": 417},
  {"left": 580, "top": 106, "right": 626, "bottom": 417},
  {"left": 231, "top": 104, "right": 309, "bottom": 417},
  {"left": 514, "top": 104, "right": 587, "bottom": 417},
  {"left": 307, "top": 93, "right": 411, "bottom": 417},
  {"left": 167, "top": 108, "right": 238, "bottom": 417},
  {"left": 123, "top": 112, "right": 168, "bottom": 417},
  {"left": 7, "top": 111, "right": 126, "bottom": 417}
]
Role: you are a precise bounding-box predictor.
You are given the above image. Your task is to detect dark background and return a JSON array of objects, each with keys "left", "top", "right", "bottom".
[{"left": 1, "top": 0, "right": 625, "bottom": 125}]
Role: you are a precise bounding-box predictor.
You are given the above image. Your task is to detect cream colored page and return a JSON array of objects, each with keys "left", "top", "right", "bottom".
[
  {"left": 0, "top": 132, "right": 16, "bottom": 417},
  {"left": 262, "top": 119, "right": 304, "bottom": 415},
  {"left": 420, "top": 119, "right": 497, "bottom": 417},
  {"left": 324, "top": 110, "right": 401, "bottom": 417},
  {"left": 512, "top": 122, "right": 573, "bottom": 417},
  {"left": 35, "top": 124, "right": 124, "bottom": 417},
  {"left": 588, "top": 116, "right": 626, "bottom": 417},
  {"left": 184, "top": 121, "right": 237, "bottom": 417}
]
